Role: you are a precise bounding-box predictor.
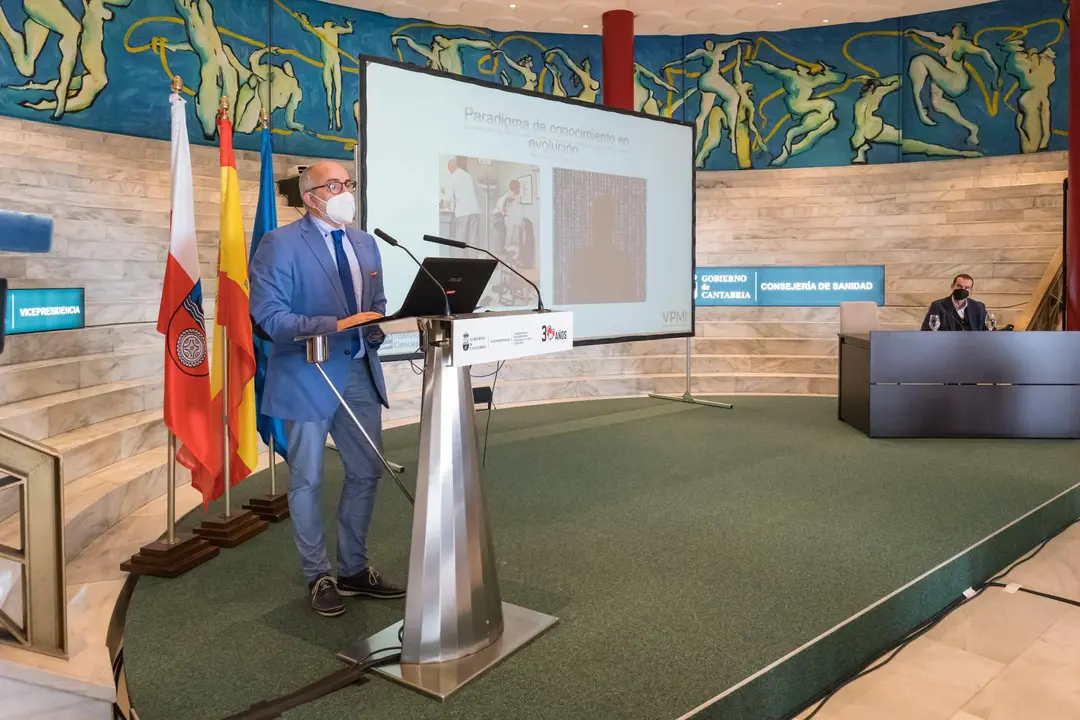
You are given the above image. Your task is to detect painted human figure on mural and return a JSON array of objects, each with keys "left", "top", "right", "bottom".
[
  {"left": 906, "top": 23, "right": 1001, "bottom": 145},
  {"left": 662, "top": 39, "right": 749, "bottom": 155},
  {"left": 1000, "top": 38, "right": 1056, "bottom": 154},
  {"left": 544, "top": 48, "right": 600, "bottom": 103},
  {"left": 224, "top": 45, "right": 306, "bottom": 135},
  {"left": 633, "top": 63, "right": 677, "bottom": 115},
  {"left": 167, "top": 0, "right": 238, "bottom": 139},
  {"left": 0, "top": 0, "right": 82, "bottom": 119},
  {"left": 544, "top": 48, "right": 604, "bottom": 102},
  {"left": 546, "top": 59, "right": 567, "bottom": 97},
  {"left": 10, "top": 0, "right": 132, "bottom": 118},
  {"left": 392, "top": 34, "right": 496, "bottom": 75},
  {"left": 298, "top": 13, "right": 353, "bottom": 132},
  {"left": 849, "top": 75, "right": 981, "bottom": 164},
  {"left": 495, "top": 50, "right": 538, "bottom": 91},
  {"left": 697, "top": 43, "right": 762, "bottom": 169},
  {"left": 750, "top": 58, "right": 845, "bottom": 166}
]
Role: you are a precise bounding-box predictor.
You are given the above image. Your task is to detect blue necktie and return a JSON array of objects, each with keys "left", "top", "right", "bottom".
[{"left": 331, "top": 229, "right": 362, "bottom": 356}]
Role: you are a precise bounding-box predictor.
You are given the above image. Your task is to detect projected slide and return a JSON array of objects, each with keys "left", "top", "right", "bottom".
[{"left": 360, "top": 57, "right": 694, "bottom": 350}]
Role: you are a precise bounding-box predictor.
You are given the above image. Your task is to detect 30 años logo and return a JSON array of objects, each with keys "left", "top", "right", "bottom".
[{"left": 540, "top": 324, "right": 568, "bottom": 342}]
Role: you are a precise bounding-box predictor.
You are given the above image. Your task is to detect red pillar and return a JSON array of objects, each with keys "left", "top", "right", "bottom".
[
  {"left": 601, "top": 10, "right": 634, "bottom": 110},
  {"left": 1069, "top": 12, "right": 1080, "bottom": 329}
]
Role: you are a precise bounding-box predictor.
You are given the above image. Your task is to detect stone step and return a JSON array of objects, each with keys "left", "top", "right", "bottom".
[
  {"left": 0, "top": 164, "right": 269, "bottom": 206},
  {"left": 380, "top": 372, "right": 839, "bottom": 421},
  {"left": 0, "top": 323, "right": 159, "bottom": 367},
  {"left": 695, "top": 248, "right": 1058, "bottom": 266},
  {"left": 46, "top": 409, "right": 166, "bottom": 487},
  {"left": 885, "top": 277, "right": 1034, "bottom": 293},
  {"left": 0, "top": 377, "right": 162, "bottom": 441},
  {"left": 0, "top": 124, "right": 287, "bottom": 176},
  {"left": 698, "top": 172, "right": 1067, "bottom": 198},
  {"left": 0, "top": 181, "right": 293, "bottom": 219},
  {"left": 0, "top": 347, "right": 161, "bottom": 405},
  {"left": 699, "top": 207, "right": 1059, "bottom": 229},
  {"left": 0, "top": 446, "right": 177, "bottom": 564},
  {"left": 697, "top": 154, "right": 1066, "bottom": 187},
  {"left": 9, "top": 277, "right": 216, "bottom": 302},
  {"left": 5, "top": 195, "right": 269, "bottom": 235},
  {"left": 4, "top": 115, "right": 313, "bottom": 168},
  {"left": 699, "top": 194, "right": 1062, "bottom": 220},
  {"left": 698, "top": 219, "right": 1061, "bottom": 239},
  {"left": 385, "top": 354, "right": 841, "bottom": 394},
  {"left": 698, "top": 234, "right": 1061, "bottom": 253},
  {"left": 698, "top": 183, "right": 1065, "bottom": 209}
]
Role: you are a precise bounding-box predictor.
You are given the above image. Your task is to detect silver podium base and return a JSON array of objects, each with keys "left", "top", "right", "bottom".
[{"left": 338, "top": 602, "right": 558, "bottom": 700}]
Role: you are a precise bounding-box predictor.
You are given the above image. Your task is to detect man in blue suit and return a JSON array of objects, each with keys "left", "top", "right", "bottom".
[{"left": 250, "top": 160, "right": 404, "bottom": 617}]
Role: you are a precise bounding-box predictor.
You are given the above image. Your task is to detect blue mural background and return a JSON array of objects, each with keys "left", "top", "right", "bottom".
[{"left": 0, "top": 0, "right": 1068, "bottom": 169}]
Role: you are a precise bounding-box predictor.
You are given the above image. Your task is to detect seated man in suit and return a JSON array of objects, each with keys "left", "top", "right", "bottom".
[
  {"left": 250, "top": 160, "right": 404, "bottom": 618},
  {"left": 920, "top": 273, "right": 989, "bottom": 331}
]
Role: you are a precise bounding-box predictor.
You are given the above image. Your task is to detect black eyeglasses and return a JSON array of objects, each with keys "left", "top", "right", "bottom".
[{"left": 310, "top": 179, "right": 357, "bottom": 195}]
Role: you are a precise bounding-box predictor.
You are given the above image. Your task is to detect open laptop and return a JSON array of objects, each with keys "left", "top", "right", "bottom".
[
  {"left": 290, "top": 257, "right": 497, "bottom": 341},
  {"left": 390, "top": 257, "right": 497, "bottom": 320}
]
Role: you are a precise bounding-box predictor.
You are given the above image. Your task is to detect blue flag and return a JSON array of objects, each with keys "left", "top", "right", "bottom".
[{"left": 250, "top": 127, "right": 289, "bottom": 461}]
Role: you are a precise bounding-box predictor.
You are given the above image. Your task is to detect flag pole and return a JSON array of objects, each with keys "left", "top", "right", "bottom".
[
  {"left": 243, "top": 106, "right": 291, "bottom": 522},
  {"left": 166, "top": 432, "right": 177, "bottom": 545},
  {"left": 222, "top": 326, "right": 232, "bottom": 517}
]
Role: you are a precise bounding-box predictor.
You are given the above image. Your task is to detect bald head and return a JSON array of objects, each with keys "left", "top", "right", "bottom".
[{"left": 299, "top": 160, "right": 353, "bottom": 226}]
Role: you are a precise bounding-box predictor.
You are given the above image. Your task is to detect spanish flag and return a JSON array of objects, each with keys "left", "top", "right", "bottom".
[{"left": 202, "top": 110, "right": 259, "bottom": 504}]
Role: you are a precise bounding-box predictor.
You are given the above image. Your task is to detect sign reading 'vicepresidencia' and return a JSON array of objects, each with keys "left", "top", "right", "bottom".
[
  {"left": 3, "top": 288, "right": 86, "bottom": 335},
  {"left": 694, "top": 267, "right": 885, "bottom": 307}
]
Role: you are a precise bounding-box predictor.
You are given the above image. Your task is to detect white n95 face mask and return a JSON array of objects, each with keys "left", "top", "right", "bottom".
[{"left": 320, "top": 192, "right": 357, "bottom": 225}]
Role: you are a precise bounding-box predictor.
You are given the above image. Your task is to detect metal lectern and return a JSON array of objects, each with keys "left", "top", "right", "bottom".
[{"left": 309, "top": 309, "right": 572, "bottom": 699}]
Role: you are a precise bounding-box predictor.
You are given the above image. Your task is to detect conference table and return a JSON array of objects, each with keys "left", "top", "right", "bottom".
[{"left": 838, "top": 331, "right": 1080, "bottom": 439}]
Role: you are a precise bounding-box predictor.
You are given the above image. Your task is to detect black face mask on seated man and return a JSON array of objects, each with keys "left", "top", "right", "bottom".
[{"left": 952, "top": 288, "right": 970, "bottom": 302}]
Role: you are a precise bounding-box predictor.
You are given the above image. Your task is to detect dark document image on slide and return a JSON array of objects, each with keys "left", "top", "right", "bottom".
[{"left": 552, "top": 169, "right": 646, "bottom": 305}]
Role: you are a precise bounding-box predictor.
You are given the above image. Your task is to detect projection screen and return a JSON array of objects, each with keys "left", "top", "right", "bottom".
[{"left": 358, "top": 56, "right": 695, "bottom": 357}]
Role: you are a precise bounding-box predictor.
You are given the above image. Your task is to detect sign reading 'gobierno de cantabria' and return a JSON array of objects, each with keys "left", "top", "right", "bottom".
[
  {"left": 695, "top": 267, "right": 885, "bottom": 307},
  {"left": 4, "top": 288, "right": 85, "bottom": 335}
]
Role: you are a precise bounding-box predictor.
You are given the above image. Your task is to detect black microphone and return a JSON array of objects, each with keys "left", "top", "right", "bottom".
[
  {"left": 373, "top": 228, "right": 451, "bottom": 317},
  {"left": 422, "top": 234, "right": 546, "bottom": 312}
]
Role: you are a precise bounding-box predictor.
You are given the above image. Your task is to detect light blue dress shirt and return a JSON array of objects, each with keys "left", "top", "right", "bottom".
[{"left": 310, "top": 215, "right": 365, "bottom": 359}]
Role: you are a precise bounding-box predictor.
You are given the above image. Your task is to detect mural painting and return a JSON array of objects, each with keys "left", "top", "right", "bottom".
[{"left": 0, "top": 0, "right": 1069, "bottom": 170}]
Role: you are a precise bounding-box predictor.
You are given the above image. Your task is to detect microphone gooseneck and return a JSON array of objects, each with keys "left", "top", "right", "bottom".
[
  {"left": 422, "top": 234, "right": 546, "bottom": 312},
  {"left": 373, "top": 228, "right": 452, "bottom": 317}
]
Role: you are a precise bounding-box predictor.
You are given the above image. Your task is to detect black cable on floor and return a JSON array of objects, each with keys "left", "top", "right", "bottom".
[
  {"left": 217, "top": 647, "right": 402, "bottom": 720},
  {"left": 985, "top": 582, "right": 1080, "bottom": 609},
  {"left": 796, "top": 515, "right": 1079, "bottom": 720},
  {"left": 481, "top": 361, "right": 504, "bottom": 468}
]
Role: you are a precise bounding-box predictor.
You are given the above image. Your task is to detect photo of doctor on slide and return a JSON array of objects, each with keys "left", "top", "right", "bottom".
[{"left": 438, "top": 154, "right": 540, "bottom": 309}]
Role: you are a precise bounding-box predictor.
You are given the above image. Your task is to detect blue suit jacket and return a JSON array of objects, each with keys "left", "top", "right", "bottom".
[{"left": 249, "top": 214, "right": 389, "bottom": 422}]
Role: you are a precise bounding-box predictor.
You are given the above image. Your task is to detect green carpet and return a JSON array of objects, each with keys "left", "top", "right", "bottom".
[{"left": 123, "top": 397, "right": 1080, "bottom": 720}]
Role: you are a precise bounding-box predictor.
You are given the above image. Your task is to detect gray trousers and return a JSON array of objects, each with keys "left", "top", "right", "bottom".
[{"left": 285, "top": 360, "right": 382, "bottom": 582}]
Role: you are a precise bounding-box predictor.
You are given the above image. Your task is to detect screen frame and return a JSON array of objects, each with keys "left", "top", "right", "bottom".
[{"left": 357, "top": 53, "right": 697, "bottom": 350}]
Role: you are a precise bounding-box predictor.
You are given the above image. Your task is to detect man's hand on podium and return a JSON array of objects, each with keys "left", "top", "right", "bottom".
[{"left": 337, "top": 311, "right": 383, "bottom": 332}]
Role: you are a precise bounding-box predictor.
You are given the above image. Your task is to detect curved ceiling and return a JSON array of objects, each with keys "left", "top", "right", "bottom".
[{"left": 323, "top": 0, "right": 994, "bottom": 35}]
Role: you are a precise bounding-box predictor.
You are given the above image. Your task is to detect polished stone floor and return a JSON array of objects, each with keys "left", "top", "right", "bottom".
[{"left": 794, "top": 519, "right": 1080, "bottom": 720}]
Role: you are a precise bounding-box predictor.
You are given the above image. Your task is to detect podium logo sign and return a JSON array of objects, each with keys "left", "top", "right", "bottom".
[
  {"left": 540, "top": 324, "right": 568, "bottom": 342},
  {"left": 451, "top": 311, "right": 574, "bottom": 367},
  {"left": 4, "top": 288, "right": 85, "bottom": 335},
  {"left": 695, "top": 267, "right": 884, "bottom": 307}
]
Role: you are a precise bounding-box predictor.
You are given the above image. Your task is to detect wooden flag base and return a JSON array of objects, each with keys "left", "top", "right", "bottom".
[
  {"left": 193, "top": 509, "right": 268, "bottom": 547},
  {"left": 242, "top": 493, "right": 290, "bottom": 522},
  {"left": 121, "top": 532, "right": 220, "bottom": 578}
]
